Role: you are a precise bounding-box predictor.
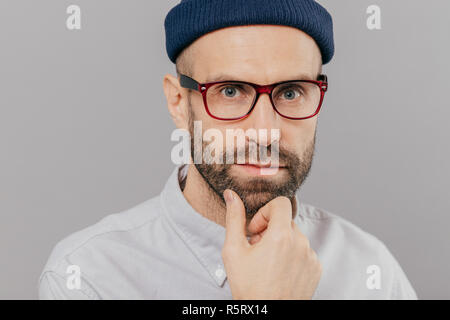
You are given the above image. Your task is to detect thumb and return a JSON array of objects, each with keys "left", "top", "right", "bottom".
[{"left": 223, "top": 189, "right": 248, "bottom": 248}]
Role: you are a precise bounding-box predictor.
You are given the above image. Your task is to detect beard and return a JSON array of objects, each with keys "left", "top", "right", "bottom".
[{"left": 188, "top": 109, "right": 316, "bottom": 220}]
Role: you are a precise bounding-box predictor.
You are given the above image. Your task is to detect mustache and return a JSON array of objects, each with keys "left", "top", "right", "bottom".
[{"left": 213, "top": 143, "right": 297, "bottom": 167}]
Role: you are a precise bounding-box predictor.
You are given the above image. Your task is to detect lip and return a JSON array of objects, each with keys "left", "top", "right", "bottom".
[
  {"left": 235, "top": 163, "right": 285, "bottom": 168},
  {"left": 234, "top": 163, "right": 286, "bottom": 176}
]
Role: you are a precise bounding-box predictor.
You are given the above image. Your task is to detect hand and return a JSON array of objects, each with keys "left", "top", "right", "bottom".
[{"left": 221, "top": 189, "right": 322, "bottom": 300}]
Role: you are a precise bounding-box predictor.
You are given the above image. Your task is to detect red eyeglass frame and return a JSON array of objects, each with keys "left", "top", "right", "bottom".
[{"left": 179, "top": 73, "right": 328, "bottom": 121}]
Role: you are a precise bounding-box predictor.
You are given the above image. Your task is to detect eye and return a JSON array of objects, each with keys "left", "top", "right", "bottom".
[
  {"left": 279, "top": 86, "right": 304, "bottom": 100},
  {"left": 220, "top": 86, "right": 241, "bottom": 98},
  {"left": 283, "top": 89, "right": 299, "bottom": 100}
]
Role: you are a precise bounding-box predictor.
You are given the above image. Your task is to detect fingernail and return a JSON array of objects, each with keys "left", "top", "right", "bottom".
[{"left": 224, "top": 189, "right": 234, "bottom": 204}]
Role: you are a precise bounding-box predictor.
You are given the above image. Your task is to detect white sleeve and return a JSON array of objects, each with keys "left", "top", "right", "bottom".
[
  {"left": 391, "top": 261, "right": 418, "bottom": 300},
  {"left": 38, "top": 271, "right": 100, "bottom": 300},
  {"left": 383, "top": 244, "right": 418, "bottom": 300}
]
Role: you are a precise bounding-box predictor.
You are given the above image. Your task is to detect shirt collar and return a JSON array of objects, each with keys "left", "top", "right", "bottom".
[
  {"left": 160, "top": 165, "right": 302, "bottom": 287},
  {"left": 160, "top": 165, "right": 228, "bottom": 287}
]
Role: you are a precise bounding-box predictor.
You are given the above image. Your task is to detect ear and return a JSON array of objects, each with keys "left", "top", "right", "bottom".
[{"left": 162, "top": 73, "right": 190, "bottom": 130}]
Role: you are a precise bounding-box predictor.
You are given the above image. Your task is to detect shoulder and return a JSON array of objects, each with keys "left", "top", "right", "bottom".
[
  {"left": 296, "top": 202, "right": 417, "bottom": 299},
  {"left": 38, "top": 195, "right": 163, "bottom": 299},
  {"left": 298, "top": 201, "right": 390, "bottom": 255}
]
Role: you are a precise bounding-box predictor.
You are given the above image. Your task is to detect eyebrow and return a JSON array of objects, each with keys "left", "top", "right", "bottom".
[{"left": 203, "top": 72, "right": 317, "bottom": 84}]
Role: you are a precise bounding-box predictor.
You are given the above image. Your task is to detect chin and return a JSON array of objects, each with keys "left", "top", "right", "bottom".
[{"left": 240, "top": 192, "right": 278, "bottom": 218}]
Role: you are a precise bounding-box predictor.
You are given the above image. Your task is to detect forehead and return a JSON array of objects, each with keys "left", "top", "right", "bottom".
[{"left": 187, "top": 25, "right": 322, "bottom": 84}]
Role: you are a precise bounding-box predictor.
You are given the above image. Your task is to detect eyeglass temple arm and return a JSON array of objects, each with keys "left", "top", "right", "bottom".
[
  {"left": 179, "top": 74, "right": 200, "bottom": 91},
  {"left": 318, "top": 74, "right": 328, "bottom": 83},
  {"left": 318, "top": 74, "right": 328, "bottom": 92}
]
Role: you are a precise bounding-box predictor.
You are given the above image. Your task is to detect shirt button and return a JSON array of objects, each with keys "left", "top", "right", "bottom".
[{"left": 215, "top": 268, "right": 224, "bottom": 278}]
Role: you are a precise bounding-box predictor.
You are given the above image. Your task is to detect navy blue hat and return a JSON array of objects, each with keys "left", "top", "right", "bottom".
[{"left": 164, "top": 0, "right": 334, "bottom": 65}]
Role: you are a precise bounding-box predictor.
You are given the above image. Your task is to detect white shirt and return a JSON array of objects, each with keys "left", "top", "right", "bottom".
[{"left": 38, "top": 165, "right": 417, "bottom": 299}]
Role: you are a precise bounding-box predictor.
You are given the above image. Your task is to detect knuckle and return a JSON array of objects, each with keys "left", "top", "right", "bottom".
[
  {"left": 221, "top": 244, "right": 237, "bottom": 260},
  {"left": 267, "top": 196, "right": 290, "bottom": 211},
  {"left": 296, "top": 233, "right": 310, "bottom": 249},
  {"left": 276, "top": 196, "right": 291, "bottom": 208},
  {"left": 309, "top": 249, "right": 322, "bottom": 271},
  {"left": 277, "top": 195, "right": 291, "bottom": 203},
  {"left": 271, "top": 232, "right": 291, "bottom": 245}
]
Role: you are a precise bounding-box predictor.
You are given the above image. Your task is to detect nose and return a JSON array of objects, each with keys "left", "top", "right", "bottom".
[{"left": 244, "top": 92, "right": 281, "bottom": 147}]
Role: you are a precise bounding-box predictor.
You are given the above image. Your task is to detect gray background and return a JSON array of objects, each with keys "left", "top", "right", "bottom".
[{"left": 0, "top": 0, "right": 449, "bottom": 299}]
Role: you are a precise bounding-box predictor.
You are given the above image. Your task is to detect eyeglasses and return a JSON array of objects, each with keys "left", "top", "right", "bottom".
[{"left": 179, "top": 73, "right": 328, "bottom": 121}]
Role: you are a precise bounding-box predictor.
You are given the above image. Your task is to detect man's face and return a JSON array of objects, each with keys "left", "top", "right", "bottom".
[{"left": 183, "top": 25, "right": 322, "bottom": 218}]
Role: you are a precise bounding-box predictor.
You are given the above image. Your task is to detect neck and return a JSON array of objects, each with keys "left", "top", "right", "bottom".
[{"left": 182, "top": 164, "right": 227, "bottom": 227}]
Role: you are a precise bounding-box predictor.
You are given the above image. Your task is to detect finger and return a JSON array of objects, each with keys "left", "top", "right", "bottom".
[
  {"left": 247, "top": 206, "right": 269, "bottom": 235},
  {"left": 248, "top": 229, "right": 267, "bottom": 245},
  {"left": 248, "top": 196, "right": 292, "bottom": 235},
  {"left": 249, "top": 233, "right": 261, "bottom": 245},
  {"left": 292, "top": 220, "right": 307, "bottom": 239},
  {"left": 223, "top": 189, "right": 248, "bottom": 248}
]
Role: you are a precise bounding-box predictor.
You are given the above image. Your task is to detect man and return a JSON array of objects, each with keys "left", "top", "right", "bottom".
[{"left": 39, "top": 0, "right": 417, "bottom": 299}]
